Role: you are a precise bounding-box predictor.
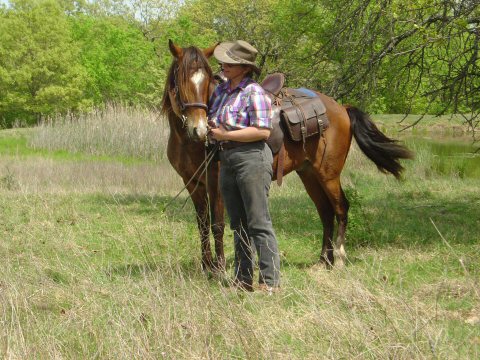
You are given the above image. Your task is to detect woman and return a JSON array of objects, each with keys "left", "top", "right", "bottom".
[{"left": 208, "top": 40, "right": 280, "bottom": 293}]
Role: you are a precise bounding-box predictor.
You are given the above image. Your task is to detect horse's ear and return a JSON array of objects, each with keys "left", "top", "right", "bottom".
[
  {"left": 203, "top": 43, "right": 219, "bottom": 59},
  {"left": 169, "top": 39, "right": 183, "bottom": 59}
]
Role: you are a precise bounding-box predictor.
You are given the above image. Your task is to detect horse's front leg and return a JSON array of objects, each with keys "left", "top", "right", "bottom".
[
  {"left": 187, "top": 181, "right": 215, "bottom": 271},
  {"left": 207, "top": 161, "right": 225, "bottom": 271}
]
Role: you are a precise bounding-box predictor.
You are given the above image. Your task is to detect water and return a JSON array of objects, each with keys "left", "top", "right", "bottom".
[{"left": 404, "top": 136, "right": 480, "bottom": 179}]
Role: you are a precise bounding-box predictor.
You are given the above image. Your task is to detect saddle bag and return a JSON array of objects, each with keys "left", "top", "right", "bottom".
[{"left": 280, "top": 97, "right": 328, "bottom": 142}]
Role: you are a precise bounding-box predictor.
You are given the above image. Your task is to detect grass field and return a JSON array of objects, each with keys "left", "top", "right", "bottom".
[{"left": 0, "top": 110, "right": 479, "bottom": 359}]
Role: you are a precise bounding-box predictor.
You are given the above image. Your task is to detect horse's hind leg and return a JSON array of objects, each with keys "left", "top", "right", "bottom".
[
  {"left": 296, "top": 167, "right": 335, "bottom": 267},
  {"left": 320, "top": 178, "right": 350, "bottom": 267}
]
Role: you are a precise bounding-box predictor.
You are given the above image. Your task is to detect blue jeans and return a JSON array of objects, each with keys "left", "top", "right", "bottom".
[{"left": 219, "top": 141, "right": 280, "bottom": 287}]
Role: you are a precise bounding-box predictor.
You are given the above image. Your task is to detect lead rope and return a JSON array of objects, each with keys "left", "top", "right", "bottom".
[
  {"left": 162, "top": 142, "right": 220, "bottom": 212},
  {"left": 204, "top": 139, "right": 212, "bottom": 233}
]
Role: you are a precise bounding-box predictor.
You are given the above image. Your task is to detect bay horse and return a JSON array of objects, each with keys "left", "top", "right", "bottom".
[
  {"left": 162, "top": 40, "right": 225, "bottom": 271},
  {"left": 161, "top": 40, "right": 412, "bottom": 270}
]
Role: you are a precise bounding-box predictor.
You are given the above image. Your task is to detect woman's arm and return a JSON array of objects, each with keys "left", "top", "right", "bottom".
[{"left": 209, "top": 125, "right": 270, "bottom": 142}]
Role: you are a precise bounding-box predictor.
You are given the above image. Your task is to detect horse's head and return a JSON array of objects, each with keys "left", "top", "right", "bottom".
[{"left": 163, "top": 40, "right": 217, "bottom": 141}]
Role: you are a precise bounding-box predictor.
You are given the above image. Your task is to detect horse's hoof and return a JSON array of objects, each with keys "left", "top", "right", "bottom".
[
  {"left": 212, "top": 259, "right": 226, "bottom": 274},
  {"left": 319, "top": 255, "right": 334, "bottom": 270},
  {"left": 202, "top": 262, "right": 226, "bottom": 281},
  {"left": 334, "top": 258, "right": 345, "bottom": 269},
  {"left": 201, "top": 261, "right": 215, "bottom": 273},
  {"left": 310, "top": 262, "right": 329, "bottom": 272},
  {"left": 333, "top": 245, "right": 347, "bottom": 268},
  {"left": 210, "top": 267, "right": 227, "bottom": 281}
]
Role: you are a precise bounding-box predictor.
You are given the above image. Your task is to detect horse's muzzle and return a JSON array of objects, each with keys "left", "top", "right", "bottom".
[{"left": 192, "top": 120, "right": 208, "bottom": 140}]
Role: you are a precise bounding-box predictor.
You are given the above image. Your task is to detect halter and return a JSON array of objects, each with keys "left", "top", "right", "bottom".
[{"left": 172, "top": 65, "right": 209, "bottom": 126}]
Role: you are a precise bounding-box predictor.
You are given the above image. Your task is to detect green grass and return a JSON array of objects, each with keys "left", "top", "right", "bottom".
[{"left": 0, "top": 113, "right": 479, "bottom": 359}]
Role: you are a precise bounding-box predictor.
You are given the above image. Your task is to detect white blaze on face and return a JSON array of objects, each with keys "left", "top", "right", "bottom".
[
  {"left": 189, "top": 69, "right": 208, "bottom": 139},
  {"left": 191, "top": 70, "right": 205, "bottom": 93}
]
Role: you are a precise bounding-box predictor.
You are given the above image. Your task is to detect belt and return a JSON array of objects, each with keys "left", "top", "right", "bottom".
[{"left": 219, "top": 140, "right": 264, "bottom": 150}]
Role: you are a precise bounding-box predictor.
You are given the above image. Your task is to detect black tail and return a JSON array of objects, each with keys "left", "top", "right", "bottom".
[{"left": 346, "top": 106, "right": 414, "bottom": 179}]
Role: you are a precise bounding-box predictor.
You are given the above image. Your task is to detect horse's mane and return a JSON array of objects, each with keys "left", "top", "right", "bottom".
[{"left": 161, "top": 46, "right": 214, "bottom": 115}]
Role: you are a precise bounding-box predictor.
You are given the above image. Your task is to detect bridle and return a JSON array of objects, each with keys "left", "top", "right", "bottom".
[{"left": 172, "top": 65, "right": 209, "bottom": 126}]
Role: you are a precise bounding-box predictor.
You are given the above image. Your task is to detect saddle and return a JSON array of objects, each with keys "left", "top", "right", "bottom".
[{"left": 261, "top": 73, "right": 329, "bottom": 185}]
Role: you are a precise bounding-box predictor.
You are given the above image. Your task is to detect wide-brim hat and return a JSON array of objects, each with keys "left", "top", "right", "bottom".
[{"left": 214, "top": 40, "right": 261, "bottom": 74}]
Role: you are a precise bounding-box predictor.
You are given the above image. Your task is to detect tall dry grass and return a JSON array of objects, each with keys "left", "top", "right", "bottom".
[
  {"left": 29, "top": 105, "right": 169, "bottom": 162},
  {"left": 3, "top": 257, "right": 475, "bottom": 359},
  {"left": 0, "top": 157, "right": 180, "bottom": 195},
  {"left": 15, "top": 105, "right": 182, "bottom": 196}
]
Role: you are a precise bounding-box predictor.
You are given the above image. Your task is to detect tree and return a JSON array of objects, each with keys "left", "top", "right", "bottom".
[
  {"left": 0, "top": 0, "right": 88, "bottom": 126},
  {"left": 313, "top": 0, "right": 479, "bottom": 131},
  {"left": 70, "top": 14, "right": 162, "bottom": 106}
]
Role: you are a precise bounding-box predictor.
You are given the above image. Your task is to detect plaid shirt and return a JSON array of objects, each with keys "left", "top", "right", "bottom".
[{"left": 208, "top": 77, "right": 272, "bottom": 130}]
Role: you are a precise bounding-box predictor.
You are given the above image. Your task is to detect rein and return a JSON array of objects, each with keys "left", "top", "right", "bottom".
[{"left": 162, "top": 142, "right": 219, "bottom": 212}]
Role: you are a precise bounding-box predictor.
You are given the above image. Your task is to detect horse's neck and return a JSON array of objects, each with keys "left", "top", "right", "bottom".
[{"left": 167, "top": 114, "right": 184, "bottom": 134}]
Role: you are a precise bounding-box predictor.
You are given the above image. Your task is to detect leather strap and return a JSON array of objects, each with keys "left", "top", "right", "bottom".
[
  {"left": 220, "top": 140, "right": 264, "bottom": 150},
  {"left": 276, "top": 144, "right": 285, "bottom": 186}
]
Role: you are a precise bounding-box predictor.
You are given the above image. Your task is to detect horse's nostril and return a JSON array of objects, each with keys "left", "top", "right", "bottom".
[{"left": 193, "top": 125, "right": 207, "bottom": 140}]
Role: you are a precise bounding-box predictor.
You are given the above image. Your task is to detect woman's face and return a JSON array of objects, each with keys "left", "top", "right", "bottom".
[{"left": 221, "top": 63, "right": 250, "bottom": 81}]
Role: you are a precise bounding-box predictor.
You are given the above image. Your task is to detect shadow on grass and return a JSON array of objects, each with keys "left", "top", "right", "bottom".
[
  {"left": 88, "top": 186, "right": 479, "bottom": 272},
  {"left": 105, "top": 258, "right": 206, "bottom": 280},
  {"left": 358, "top": 189, "right": 480, "bottom": 248},
  {"left": 90, "top": 193, "right": 196, "bottom": 221},
  {"left": 106, "top": 261, "right": 163, "bottom": 278}
]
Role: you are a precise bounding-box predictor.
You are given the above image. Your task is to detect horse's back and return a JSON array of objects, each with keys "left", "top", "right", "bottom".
[
  {"left": 316, "top": 92, "right": 352, "bottom": 151},
  {"left": 316, "top": 92, "right": 351, "bottom": 133}
]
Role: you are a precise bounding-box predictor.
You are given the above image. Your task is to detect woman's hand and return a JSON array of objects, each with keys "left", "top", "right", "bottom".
[{"left": 209, "top": 124, "right": 230, "bottom": 141}]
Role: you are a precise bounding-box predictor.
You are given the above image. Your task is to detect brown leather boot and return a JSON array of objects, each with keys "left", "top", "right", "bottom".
[
  {"left": 258, "top": 284, "right": 281, "bottom": 295},
  {"left": 233, "top": 279, "right": 254, "bottom": 292}
]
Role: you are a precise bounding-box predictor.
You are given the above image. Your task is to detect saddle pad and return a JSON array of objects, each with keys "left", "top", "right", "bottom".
[{"left": 295, "top": 87, "right": 318, "bottom": 98}]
